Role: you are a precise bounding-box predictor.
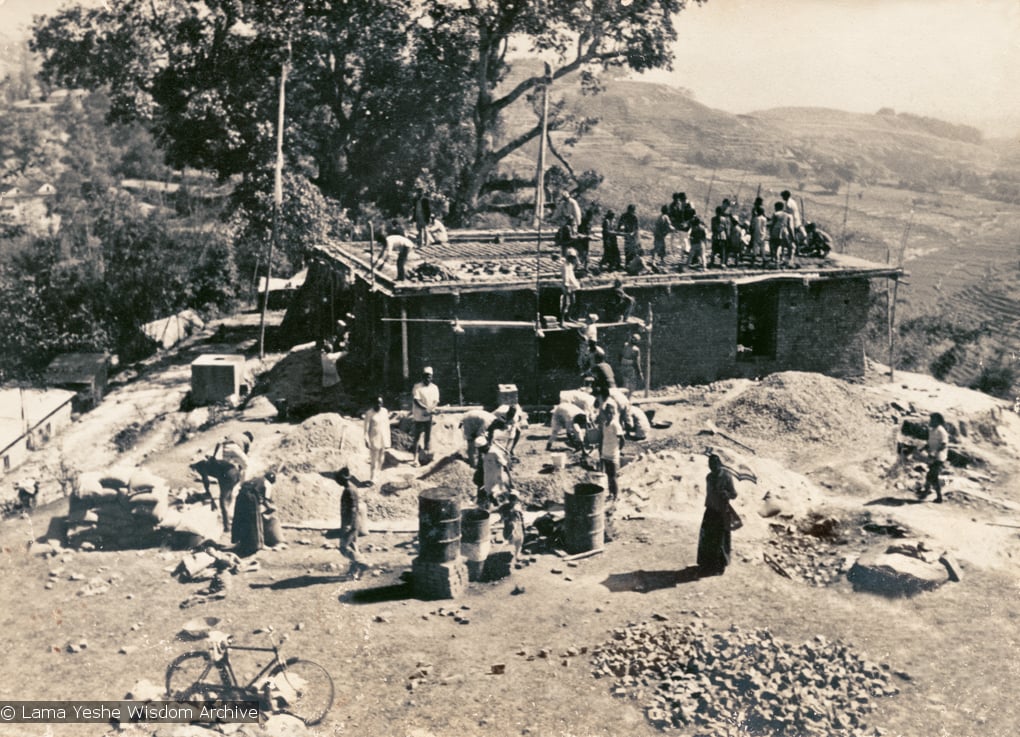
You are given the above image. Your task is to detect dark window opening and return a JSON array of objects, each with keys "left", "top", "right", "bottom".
[
  {"left": 737, "top": 284, "right": 779, "bottom": 360},
  {"left": 539, "top": 329, "right": 581, "bottom": 371}
]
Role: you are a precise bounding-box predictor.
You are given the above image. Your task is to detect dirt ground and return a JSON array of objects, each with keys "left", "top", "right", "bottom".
[{"left": 2, "top": 316, "right": 1020, "bottom": 737}]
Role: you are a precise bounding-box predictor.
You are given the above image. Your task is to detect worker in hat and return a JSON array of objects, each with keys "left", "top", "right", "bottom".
[
  {"left": 411, "top": 367, "right": 440, "bottom": 466},
  {"left": 619, "top": 333, "right": 644, "bottom": 394}
]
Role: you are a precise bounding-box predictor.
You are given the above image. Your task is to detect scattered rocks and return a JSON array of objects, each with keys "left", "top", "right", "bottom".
[{"left": 592, "top": 620, "right": 901, "bottom": 736}]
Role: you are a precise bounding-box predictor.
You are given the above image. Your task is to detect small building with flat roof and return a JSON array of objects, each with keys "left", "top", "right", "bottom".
[
  {"left": 0, "top": 388, "right": 76, "bottom": 475},
  {"left": 44, "top": 353, "right": 109, "bottom": 412}
]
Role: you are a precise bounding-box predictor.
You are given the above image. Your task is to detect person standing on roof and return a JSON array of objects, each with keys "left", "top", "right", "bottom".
[
  {"left": 619, "top": 333, "right": 644, "bottom": 394},
  {"left": 556, "top": 190, "right": 582, "bottom": 231},
  {"left": 412, "top": 185, "right": 432, "bottom": 250},
  {"left": 618, "top": 204, "right": 641, "bottom": 264},
  {"left": 769, "top": 201, "right": 797, "bottom": 267},
  {"left": 600, "top": 210, "right": 622, "bottom": 271},
  {"left": 687, "top": 216, "right": 709, "bottom": 270},
  {"left": 363, "top": 396, "right": 391, "bottom": 486},
  {"left": 373, "top": 229, "right": 417, "bottom": 281},
  {"left": 411, "top": 367, "right": 440, "bottom": 465},
  {"left": 652, "top": 205, "right": 676, "bottom": 267},
  {"left": 804, "top": 222, "right": 833, "bottom": 257},
  {"left": 749, "top": 206, "right": 768, "bottom": 266},
  {"left": 710, "top": 206, "right": 731, "bottom": 268},
  {"left": 781, "top": 190, "right": 807, "bottom": 247}
]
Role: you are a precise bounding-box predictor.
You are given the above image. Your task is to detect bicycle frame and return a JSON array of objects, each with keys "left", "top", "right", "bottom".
[{"left": 191, "top": 638, "right": 286, "bottom": 698}]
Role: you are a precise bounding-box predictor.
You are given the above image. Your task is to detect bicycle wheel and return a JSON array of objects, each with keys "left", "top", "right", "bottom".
[
  {"left": 267, "top": 658, "right": 335, "bottom": 726},
  {"left": 166, "top": 651, "right": 231, "bottom": 701}
]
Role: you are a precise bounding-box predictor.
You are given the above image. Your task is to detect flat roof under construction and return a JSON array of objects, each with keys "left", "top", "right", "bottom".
[{"left": 311, "top": 229, "right": 902, "bottom": 296}]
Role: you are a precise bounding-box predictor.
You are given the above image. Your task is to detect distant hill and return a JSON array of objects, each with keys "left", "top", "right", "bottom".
[{"left": 502, "top": 73, "right": 1011, "bottom": 207}]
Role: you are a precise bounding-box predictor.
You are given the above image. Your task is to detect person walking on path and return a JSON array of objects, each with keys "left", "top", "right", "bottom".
[
  {"left": 363, "top": 396, "right": 391, "bottom": 485},
  {"left": 337, "top": 467, "right": 369, "bottom": 579},
  {"left": 919, "top": 412, "right": 949, "bottom": 503},
  {"left": 411, "top": 367, "right": 440, "bottom": 465},
  {"left": 697, "top": 453, "right": 738, "bottom": 576}
]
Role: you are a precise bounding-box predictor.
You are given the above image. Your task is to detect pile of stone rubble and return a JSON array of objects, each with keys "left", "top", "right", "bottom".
[{"left": 591, "top": 620, "right": 903, "bottom": 737}]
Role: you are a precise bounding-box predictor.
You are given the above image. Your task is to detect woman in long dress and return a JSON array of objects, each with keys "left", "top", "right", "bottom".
[{"left": 697, "top": 453, "right": 737, "bottom": 576}]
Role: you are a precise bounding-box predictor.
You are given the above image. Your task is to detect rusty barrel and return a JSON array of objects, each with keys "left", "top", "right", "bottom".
[
  {"left": 564, "top": 482, "right": 606, "bottom": 554},
  {"left": 418, "top": 488, "right": 462, "bottom": 563},
  {"left": 460, "top": 507, "right": 492, "bottom": 563}
]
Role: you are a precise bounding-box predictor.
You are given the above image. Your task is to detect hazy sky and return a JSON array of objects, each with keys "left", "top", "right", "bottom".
[
  {"left": 643, "top": 0, "right": 1020, "bottom": 135},
  {"left": 4, "top": 0, "right": 1019, "bottom": 135}
]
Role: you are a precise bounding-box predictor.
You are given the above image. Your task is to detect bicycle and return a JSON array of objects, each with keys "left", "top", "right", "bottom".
[{"left": 165, "top": 630, "right": 335, "bottom": 726}]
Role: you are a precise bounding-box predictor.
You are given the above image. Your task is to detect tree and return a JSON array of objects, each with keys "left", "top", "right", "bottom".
[
  {"left": 421, "top": 0, "right": 697, "bottom": 219},
  {"left": 32, "top": 0, "right": 699, "bottom": 223}
]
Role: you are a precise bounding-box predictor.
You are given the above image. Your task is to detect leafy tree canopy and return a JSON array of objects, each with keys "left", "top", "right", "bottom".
[{"left": 32, "top": 0, "right": 698, "bottom": 223}]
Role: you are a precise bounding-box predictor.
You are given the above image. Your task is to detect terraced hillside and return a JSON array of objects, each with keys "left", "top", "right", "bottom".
[{"left": 498, "top": 71, "right": 1020, "bottom": 395}]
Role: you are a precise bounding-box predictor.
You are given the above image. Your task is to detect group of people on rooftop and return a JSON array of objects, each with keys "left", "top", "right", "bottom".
[{"left": 554, "top": 187, "right": 835, "bottom": 290}]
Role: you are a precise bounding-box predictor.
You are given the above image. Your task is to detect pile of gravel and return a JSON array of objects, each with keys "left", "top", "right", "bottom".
[
  {"left": 763, "top": 519, "right": 858, "bottom": 588},
  {"left": 715, "top": 372, "right": 887, "bottom": 453},
  {"left": 592, "top": 620, "right": 901, "bottom": 737}
]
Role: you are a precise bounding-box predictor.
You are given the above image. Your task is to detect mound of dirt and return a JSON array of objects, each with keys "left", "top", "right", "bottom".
[
  {"left": 261, "top": 347, "right": 360, "bottom": 417},
  {"left": 270, "top": 472, "right": 342, "bottom": 524},
  {"left": 276, "top": 413, "right": 360, "bottom": 474},
  {"left": 715, "top": 372, "right": 887, "bottom": 451}
]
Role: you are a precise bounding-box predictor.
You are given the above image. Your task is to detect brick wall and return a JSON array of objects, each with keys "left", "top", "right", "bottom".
[{"left": 315, "top": 260, "right": 874, "bottom": 405}]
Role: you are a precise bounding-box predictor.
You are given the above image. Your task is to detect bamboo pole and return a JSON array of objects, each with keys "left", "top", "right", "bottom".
[
  {"left": 453, "top": 314, "right": 464, "bottom": 406},
  {"left": 400, "top": 303, "right": 409, "bottom": 381},
  {"left": 533, "top": 63, "right": 551, "bottom": 228},
  {"left": 259, "top": 40, "right": 290, "bottom": 360},
  {"left": 644, "top": 304, "right": 653, "bottom": 398},
  {"left": 840, "top": 181, "right": 852, "bottom": 253},
  {"left": 704, "top": 170, "right": 716, "bottom": 212},
  {"left": 888, "top": 211, "right": 913, "bottom": 381}
]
